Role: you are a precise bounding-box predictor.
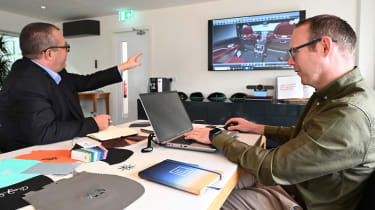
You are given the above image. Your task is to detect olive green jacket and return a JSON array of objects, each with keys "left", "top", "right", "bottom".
[{"left": 212, "top": 68, "right": 375, "bottom": 210}]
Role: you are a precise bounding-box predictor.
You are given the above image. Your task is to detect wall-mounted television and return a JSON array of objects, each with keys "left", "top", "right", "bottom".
[{"left": 208, "top": 10, "right": 306, "bottom": 71}]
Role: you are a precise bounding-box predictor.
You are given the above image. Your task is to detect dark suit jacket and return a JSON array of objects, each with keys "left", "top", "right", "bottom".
[{"left": 0, "top": 58, "right": 122, "bottom": 152}]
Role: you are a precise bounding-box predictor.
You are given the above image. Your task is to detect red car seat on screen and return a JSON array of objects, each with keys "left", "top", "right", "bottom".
[
  {"left": 240, "top": 25, "right": 257, "bottom": 53},
  {"left": 267, "top": 22, "right": 295, "bottom": 40},
  {"left": 274, "top": 22, "right": 295, "bottom": 35},
  {"left": 266, "top": 22, "right": 295, "bottom": 51},
  {"left": 240, "top": 26, "right": 257, "bottom": 41}
]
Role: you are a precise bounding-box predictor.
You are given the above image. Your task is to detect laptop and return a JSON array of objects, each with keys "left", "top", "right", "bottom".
[{"left": 139, "top": 91, "right": 216, "bottom": 152}]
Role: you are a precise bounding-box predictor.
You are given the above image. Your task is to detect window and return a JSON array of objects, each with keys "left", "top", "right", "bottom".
[{"left": 1, "top": 32, "right": 22, "bottom": 69}]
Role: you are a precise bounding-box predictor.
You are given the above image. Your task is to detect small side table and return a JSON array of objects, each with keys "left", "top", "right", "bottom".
[{"left": 78, "top": 92, "right": 110, "bottom": 115}]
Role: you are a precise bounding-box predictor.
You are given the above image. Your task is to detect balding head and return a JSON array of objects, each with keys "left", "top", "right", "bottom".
[{"left": 20, "top": 22, "right": 60, "bottom": 59}]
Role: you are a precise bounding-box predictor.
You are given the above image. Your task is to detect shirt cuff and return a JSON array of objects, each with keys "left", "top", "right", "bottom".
[{"left": 117, "top": 66, "right": 122, "bottom": 77}]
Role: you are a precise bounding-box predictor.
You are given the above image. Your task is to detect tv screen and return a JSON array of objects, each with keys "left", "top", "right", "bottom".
[{"left": 208, "top": 10, "right": 305, "bottom": 71}]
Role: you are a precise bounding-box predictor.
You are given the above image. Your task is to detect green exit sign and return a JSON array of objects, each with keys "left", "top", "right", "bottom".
[{"left": 119, "top": 10, "right": 133, "bottom": 21}]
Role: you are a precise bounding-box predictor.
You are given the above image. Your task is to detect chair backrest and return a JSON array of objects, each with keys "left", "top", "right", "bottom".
[
  {"left": 273, "top": 22, "right": 295, "bottom": 35},
  {"left": 241, "top": 26, "right": 253, "bottom": 35},
  {"left": 356, "top": 171, "right": 375, "bottom": 210}
]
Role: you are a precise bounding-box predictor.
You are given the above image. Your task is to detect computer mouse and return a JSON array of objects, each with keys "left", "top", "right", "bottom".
[{"left": 224, "top": 122, "right": 238, "bottom": 130}]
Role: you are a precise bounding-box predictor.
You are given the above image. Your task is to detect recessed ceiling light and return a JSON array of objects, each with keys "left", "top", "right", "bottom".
[{"left": 41, "top": 5, "right": 47, "bottom": 9}]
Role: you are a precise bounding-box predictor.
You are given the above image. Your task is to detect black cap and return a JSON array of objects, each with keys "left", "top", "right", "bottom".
[
  {"left": 190, "top": 92, "right": 204, "bottom": 102},
  {"left": 208, "top": 92, "right": 226, "bottom": 102},
  {"left": 178, "top": 92, "right": 188, "bottom": 101},
  {"left": 230, "top": 92, "right": 247, "bottom": 102}
]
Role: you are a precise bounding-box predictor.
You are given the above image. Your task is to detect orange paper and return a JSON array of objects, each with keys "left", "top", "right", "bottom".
[
  {"left": 15, "top": 150, "right": 78, "bottom": 163},
  {"left": 125, "top": 140, "right": 138, "bottom": 145}
]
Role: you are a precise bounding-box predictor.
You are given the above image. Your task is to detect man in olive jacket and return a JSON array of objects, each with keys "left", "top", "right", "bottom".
[
  {"left": 185, "top": 15, "right": 375, "bottom": 210},
  {"left": 0, "top": 22, "right": 142, "bottom": 152}
]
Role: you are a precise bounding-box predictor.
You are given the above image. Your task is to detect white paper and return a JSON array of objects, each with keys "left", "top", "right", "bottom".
[
  {"left": 303, "top": 85, "right": 315, "bottom": 98},
  {"left": 277, "top": 76, "right": 304, "bottom": 99},
  {"left": 22, "top": 163, "right": 81, "bottom": 175},
  {"left": 76, "top": 139, "right": 101, "bottom": 148}
]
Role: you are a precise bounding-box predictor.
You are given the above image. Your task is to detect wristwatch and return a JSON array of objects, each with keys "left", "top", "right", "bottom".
[{"left": 209, "top": 128, "right": 223, "bottom": 142}]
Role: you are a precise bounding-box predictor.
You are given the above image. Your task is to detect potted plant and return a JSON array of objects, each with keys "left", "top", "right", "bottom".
[{"left": 0, "top": 35, "right": 10, "bottom": 88}]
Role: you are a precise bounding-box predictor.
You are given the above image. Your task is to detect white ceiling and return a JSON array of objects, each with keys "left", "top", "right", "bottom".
[{"left": 0, "top": 0, "right": 219, "bottom": 21}]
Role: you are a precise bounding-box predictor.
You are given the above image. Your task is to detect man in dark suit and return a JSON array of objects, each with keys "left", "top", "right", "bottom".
[{"left": 0, "top": 22, "right": 142, "bottom": 152}]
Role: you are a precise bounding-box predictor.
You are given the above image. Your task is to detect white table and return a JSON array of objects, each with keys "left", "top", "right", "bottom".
[{"left": 0, "top": 122, "right": 262, "bottom": 210}]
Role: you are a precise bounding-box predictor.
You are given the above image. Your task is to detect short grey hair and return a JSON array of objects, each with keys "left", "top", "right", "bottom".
[
  {"left": 20, "top": 22, "right": 60, "bottom": 59},
  {"left": 297, "top": 14, "right": 357, "bottom": 53}
]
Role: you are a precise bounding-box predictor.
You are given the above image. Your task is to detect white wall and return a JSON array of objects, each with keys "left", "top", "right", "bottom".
[
  {"left": 0, "top": 10, "right": 43, "bottom": 34},
  {"left": 59, "top": 0, "right": 364, "bottom": 99},
  {"left": 358, "top": 0, "right": 375, "bottom": 88}
]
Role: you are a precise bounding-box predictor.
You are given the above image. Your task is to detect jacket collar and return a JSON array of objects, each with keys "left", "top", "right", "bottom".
[{"left": 314, "top": 66, "right": 361, "bottom": 100}]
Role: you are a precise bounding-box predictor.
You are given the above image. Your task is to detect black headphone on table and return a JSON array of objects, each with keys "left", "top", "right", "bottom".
[{"left": 141, "top": 133, "right": 154, "bottom": 153}]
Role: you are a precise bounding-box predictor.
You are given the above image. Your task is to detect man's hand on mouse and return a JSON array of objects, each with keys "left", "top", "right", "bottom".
[{"left": 225, "top": 118, "right": 265, "bottom": 135}]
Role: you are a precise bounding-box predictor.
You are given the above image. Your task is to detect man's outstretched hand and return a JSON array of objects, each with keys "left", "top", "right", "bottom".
[{"left": 119, "top": 52, "right": 143, "bottom": 72}]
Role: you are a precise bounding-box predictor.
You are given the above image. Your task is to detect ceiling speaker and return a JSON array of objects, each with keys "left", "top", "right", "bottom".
[{"left": 63, "top": 20, "right": 100, "bottom": 37}]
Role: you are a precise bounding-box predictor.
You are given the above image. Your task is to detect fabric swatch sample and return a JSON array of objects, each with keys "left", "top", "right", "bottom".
[
  {"left": 15, "top": 150, "right": 78, "bottom": 163},
  {"left": 124, "top": 135, "right": 147, "bottom": 145},
  {"left": 0, "top": 159, "right": 40, "bottom": 188},
  {"left": 100, "top": 136, "right": 146, "bottom": 149},
  {"left": 24, "top": 172, "right": 145, "bottom": 210},
  {"left": 0, "top": 175, "right": 53, "bottom": 210},
  {"left": 101, "top": 137, "right": 129, "bottom": 148},
  {"left": 101, "top": 148, "right": 134, "bottom": 165},
  {"left": 22, "top": 162, "right": 81, "bottom": 175}
]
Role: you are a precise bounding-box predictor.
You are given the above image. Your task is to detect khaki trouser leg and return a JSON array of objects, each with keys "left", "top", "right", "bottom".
[{"left": 221, "top": 173, "right": 303, "bottom": 210}]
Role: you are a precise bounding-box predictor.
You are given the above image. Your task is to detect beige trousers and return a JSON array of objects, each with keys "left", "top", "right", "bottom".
[{"left": 221, "top": 173, "right": 303, "bottom": 210}]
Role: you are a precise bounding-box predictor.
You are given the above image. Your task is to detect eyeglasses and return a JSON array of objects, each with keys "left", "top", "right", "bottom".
[
  {"left": 42, "top": 43, "right": 70, "bottom": 53},
  {"left": 288, "top": 38, "right": 337, "bottom": 61}
]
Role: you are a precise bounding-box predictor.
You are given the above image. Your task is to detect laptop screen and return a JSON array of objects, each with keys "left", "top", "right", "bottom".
[{"left": 139, "top": 91, "right": 193, "bottom": 142}]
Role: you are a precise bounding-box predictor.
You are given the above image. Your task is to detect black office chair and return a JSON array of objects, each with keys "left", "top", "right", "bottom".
[{"left": 356, "top": 171, "right": 375, "bottom": 210}]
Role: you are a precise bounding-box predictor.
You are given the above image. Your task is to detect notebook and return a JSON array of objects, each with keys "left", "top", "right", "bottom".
[
  {"left": 139, "top": 91, "right": 216, "bottom": 152},
  {"left": 138, "top": 159, "right": 222, "bottom": 195},
  {"left": 87, "top": 126, "right": 138, "bottom": 141}
]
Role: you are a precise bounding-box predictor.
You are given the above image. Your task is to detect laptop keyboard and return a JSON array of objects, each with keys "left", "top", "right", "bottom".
[{"left": 170, "top": 136, "right": 194, "bottom": 145}]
